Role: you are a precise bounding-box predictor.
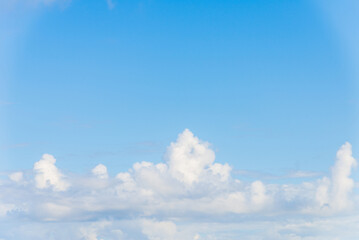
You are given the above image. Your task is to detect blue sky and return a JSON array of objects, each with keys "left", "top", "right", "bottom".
[
  {"left": 1, "top": 1, "right": 359, "bottom": 239},
  {"left": 2, "top": 0, "right": 357, "bottom": 176}
]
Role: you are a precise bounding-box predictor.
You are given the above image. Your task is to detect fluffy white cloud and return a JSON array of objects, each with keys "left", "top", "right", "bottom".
[
  {"left": 210, "top": 163, "right": 231, "bottom": 181},
  {"left": 331, "top": 142, "right": 357, "bottom": 210},
  {"left": 33, "top": 153, "right": 69, "bottom": 191},
  {"left": 92, "top": 164, "right": 109, "bottom": 179},
  {"left": 0, "top": 130, "right": 358, "bottom": 239},
  {"left": 165, "top": 129, "right": 230, "bottom": 185},
  {"left": 315, "top": 142, "right": 357, "bottom": 212}
]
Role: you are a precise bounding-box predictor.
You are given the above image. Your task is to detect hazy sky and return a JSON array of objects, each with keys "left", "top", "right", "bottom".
[{"left": 1, "top": 0, "right": 359, "bottom": 239}]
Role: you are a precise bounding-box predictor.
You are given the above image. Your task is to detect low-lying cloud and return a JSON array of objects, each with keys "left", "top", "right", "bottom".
[{"left": 1, "top": 129, "right": 358, "bottom": 239}]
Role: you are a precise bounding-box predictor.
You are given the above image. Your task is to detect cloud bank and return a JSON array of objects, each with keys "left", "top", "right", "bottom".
[{"left": 0, "top": 129, "right": 358, "bottom": 239}]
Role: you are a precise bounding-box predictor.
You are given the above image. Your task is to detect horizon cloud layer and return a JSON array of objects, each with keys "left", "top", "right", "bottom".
[{"left": 0, "top": 129, "right": 358, "bottom": 239}]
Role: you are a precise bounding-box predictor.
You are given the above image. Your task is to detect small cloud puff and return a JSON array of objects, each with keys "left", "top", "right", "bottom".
[{"left": 92, "top": 164, "right": 109, "bottom": 179}]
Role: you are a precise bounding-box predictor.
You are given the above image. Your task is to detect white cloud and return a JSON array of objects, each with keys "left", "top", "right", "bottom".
[
  {"left": 40, "top": 202, "right": 72, "bottom": 221},
  {"left": 141, "top": 219, "right": 178, "bottom": 240},
  {"left": 0, "top": 130, "right": 358, "bottom": 239},
  {"left": 33, "top": 153, "right": 69, "bottom": 191},
  {"left": 315, "top": 142, "right": 357, "bottom": 212},
  {"left": 210, "top": 163, "right": 231, "bottom": 181},
  {"left": 79, "top": 220, "right": 112, "bottom": 240},
  {"left": 331, "top": 142, "right": 357, "bottom": 210},
  {"left": 9, "top": 171, "right": 23, "bottom": 183},
  {"left": 250, "top": 180, "right": 270, "bottom": 210},
  {"left": 165, "top": 129, "right": 223, "bottom": 185},
  {"left": 92, "top": 164, "right": 109, "bottom": 179},
  {"left": 0, "top": 203, "right": 15, "bottom": 217}
]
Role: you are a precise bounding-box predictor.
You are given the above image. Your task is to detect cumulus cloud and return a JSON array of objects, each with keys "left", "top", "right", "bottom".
[
  {"left": 92, "top": 164, "right": 109, "bottom": 179},
  {"left": 0, "top": 130, "right": 358, "bottom": 239},
  {"left": 331, "top": 142, "right": 357, "bottom": 209},
  {"left": 315, "top": 142, "right": 357, "bottom": 212},
  {"left": 33, "top": 153, "right": 69, "bottom": 191},
  {"left": 165, "top": 129, "right": 227, "bottom": 185}
]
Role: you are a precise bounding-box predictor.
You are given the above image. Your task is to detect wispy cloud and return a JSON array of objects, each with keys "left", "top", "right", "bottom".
[
  {"left": 234, "top": 169, "right": 324, "bottom": 181},
  {"left": 0, "top": 101, "right": 14, "bottom": 106},
  {"left": 0, "top": 143, "right": 29, "bottom": 150}
]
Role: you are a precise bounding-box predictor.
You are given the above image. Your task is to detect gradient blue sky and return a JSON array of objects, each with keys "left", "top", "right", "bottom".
[
  {"left": 1, "top": 0, "right": 358, "bottom": 178},
  {"left": 3, "top": 1, "right": 359, "bottom": 239}
]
